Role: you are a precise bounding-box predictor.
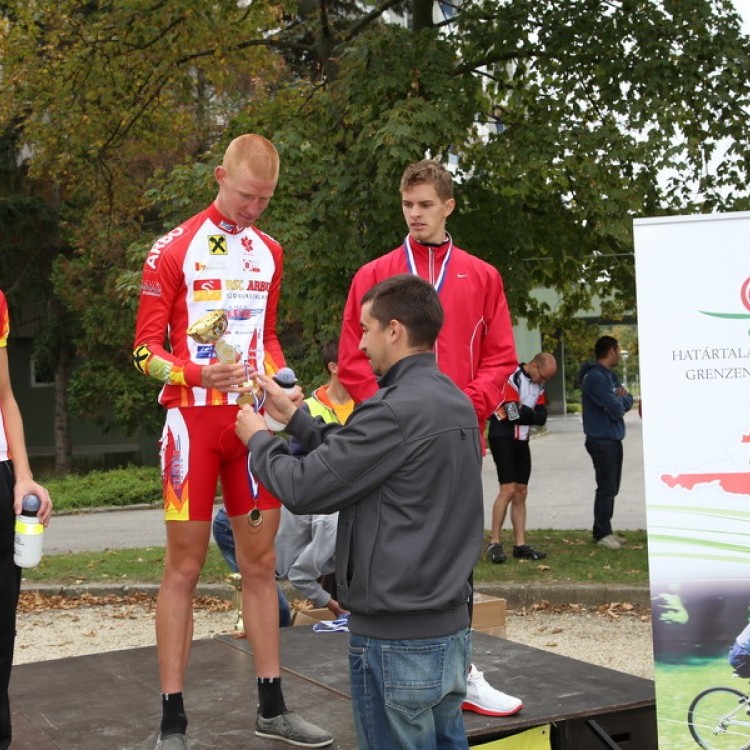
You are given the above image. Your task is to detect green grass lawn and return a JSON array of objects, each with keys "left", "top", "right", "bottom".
[
  {"left": 21, "top": 546, "right": 230, "bottom": 586},
  {"left": 653, "top": 656, "right": 747, "bottom": 750},
  {"left": 35, "top": 467, "right": 649, "bottom": 589},
  {"left": 474, "top": 529, "right": 649, "bottom": 586},
  {"left": 20, "top": 529, "right": 649, "bottom": 587}
]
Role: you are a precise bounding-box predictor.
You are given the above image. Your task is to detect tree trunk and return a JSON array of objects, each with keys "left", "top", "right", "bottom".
[
  {"left": 53, "top": 338, "right": 72, "bottom": 475},
  {"left": 412, "top": 0, "right": 434, "bottom": 32}
]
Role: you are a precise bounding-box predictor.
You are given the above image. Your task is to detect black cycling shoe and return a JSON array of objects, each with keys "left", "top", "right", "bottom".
[
  {"left": 487, "top": 543, "right": 507, "bottom": 564},
  {"left": 512, "top": 544, "right": 547, "bottom": 561}
]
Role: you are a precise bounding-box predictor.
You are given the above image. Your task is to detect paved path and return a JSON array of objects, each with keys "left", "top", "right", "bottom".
[
  {"left": 506, "top": 411, "right": 645, "bottom": 535},
  {"left": 43, "top": 413, "right": 645, "bottom": 554}
]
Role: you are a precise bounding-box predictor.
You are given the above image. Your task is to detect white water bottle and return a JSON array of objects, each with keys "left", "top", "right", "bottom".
[
  {"left": 265, "top": 367, "right": 297, "bottom": 431},
  {"left": 14, "top": 494, "right": 43, "bottom": 568}
]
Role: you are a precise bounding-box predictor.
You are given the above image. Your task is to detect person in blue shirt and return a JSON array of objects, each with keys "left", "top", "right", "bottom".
[
  {"left": 212, "top": 506, "right": 292, "bottom": 627},
  {"left": 729, "top": 622, "right": 750, "bottom": 677},
  {"left": 579, "top": 335, "right": 634, "bottom": 550}
]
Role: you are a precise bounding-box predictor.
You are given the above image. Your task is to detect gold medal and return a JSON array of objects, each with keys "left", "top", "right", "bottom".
[
  {"left": 247, "top": 507, "right": 263, "bottom": 527},
  {"left": 237, "top": 393, "right": 255, "bottom": 408},
  {"left": 237, "top": 382, "right": 266, "bottom": 411}
]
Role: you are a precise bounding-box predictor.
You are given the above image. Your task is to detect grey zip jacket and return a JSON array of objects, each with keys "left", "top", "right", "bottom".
[{"left": 248, "top": 353, "right": 484, "bottom": 640}]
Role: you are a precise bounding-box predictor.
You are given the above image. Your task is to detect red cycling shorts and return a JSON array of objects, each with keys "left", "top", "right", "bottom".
[{"left": 160, "top": 405, "right": 281, "bottom": 521}]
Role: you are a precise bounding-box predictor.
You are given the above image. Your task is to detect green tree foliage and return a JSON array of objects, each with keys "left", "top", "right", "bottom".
[
  {"left": 0, "top": 125, "right": 79, "bottom": 471},
  {"left": 243, "top": 27, "right": 483, "bottom": 374},
  {"left": 448, "top": 0, "right": 750, "bottom": 338},
  {"left": 0, "top": 0, "right": 281, "bottom": 434},
  {"left": 2, "top": 0, "right": 749, "bottom": 424}
]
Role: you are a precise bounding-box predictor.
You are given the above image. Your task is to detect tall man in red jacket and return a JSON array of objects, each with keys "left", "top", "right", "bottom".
[{"left": 338, "top": 159, "right": 523, "bottom": 717}]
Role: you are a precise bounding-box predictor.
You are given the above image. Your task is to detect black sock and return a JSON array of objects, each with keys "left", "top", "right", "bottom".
[
  {"left": 160, "top": 692, "right": 187, "bottom": 737},
  {"left": 257, "top": 677, "right": 287, "bottom": 718}
]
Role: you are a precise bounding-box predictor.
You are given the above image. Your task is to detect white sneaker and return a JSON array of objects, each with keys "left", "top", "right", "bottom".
[
  {"left": 462, "top": 664, "right": 523, "bottom": 716},
  {"left": 596, "top": 534, "right": 622, "bottom": 550}
]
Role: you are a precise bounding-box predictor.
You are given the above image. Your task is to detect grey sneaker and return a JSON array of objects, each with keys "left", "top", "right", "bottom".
[
  {"left": 596, "top": 534, "right": 622, "bottom": 550},
  {"left": 256, "top": 711, "right": 333, "bottom": 747},
  {"left": 155, "top": 734, "right": 187, "bottom": 750},
  {"left": 612, "top": 533, "right": 626, "bottom": 544}
]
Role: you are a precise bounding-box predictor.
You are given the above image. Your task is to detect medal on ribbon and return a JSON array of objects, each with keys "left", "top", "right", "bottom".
[
  {"left": 246, "top": 452, "right": 263, "bottom": 527},
  {"left": 403, "top": 233, "right": 453, "bottom": 292},
  {"left": 237, "top": 360, "right": 266, "bottom": 411}
]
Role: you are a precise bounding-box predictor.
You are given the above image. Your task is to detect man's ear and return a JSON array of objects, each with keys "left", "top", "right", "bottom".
[{"left": 389, "top": 320, "right": 407, "bottom": 343}]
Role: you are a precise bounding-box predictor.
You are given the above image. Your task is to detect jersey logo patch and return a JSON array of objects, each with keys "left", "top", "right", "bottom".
[
  {"left": 195, "top": 345, "right": 215, "bottom": 360},
  {"left": 208, "top": 235, "right": 228, "bottom": 255},
  {"left": 193, "top": 279, "right": 222, "bottom": 301},
  {"left": 133, "top": 345, "right": 150, "bottom": 374}
]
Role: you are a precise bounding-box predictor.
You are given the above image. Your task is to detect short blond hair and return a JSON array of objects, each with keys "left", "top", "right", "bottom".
[{"left": 223, "top": 134, "right": 279, "bottom": 181}]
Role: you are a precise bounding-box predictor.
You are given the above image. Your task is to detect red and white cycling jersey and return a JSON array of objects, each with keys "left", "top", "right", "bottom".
[
  {"left": 133, "top": 202, "right": 286, "bottom": 407},
  {"left": 0, "top": 292, "right": 10, "bottom": 461},
  {"left": 495, "top": 366, "right": 547, "bottom": 442}
]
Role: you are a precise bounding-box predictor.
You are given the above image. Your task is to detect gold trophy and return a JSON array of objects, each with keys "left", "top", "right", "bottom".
[
  {"left": 227, "top": 572, "right": 245, "bottom": 634},
  {"left": 187, "top": 310, "right": 264, "bottom": 411},
  {"left": 187, "top": 310, "right": 237, "bottom": 364}
]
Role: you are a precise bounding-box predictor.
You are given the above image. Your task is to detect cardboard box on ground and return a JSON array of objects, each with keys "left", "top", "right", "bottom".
[{"left": 292, "top": 593, "right": 507, "bottom": 639}]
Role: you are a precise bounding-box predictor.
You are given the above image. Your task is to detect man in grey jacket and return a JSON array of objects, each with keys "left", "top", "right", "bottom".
[{"left": 236, "top": 274, "right": 483, "bottom": 750}]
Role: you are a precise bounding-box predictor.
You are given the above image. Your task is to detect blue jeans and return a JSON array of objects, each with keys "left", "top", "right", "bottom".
[
  {"left": 585, "top": 437, "right": 623, "bottom": 541},
  {"left": 212, "top": 507, "right": 292, "bottom": 628},
  {"left": 348, "top": 628, "right": 471, "bottom": 750}
]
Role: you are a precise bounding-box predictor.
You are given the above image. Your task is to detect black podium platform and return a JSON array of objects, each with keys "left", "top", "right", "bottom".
[{"left": 10, "top": 628, "right": 656, "bottom": 749}]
